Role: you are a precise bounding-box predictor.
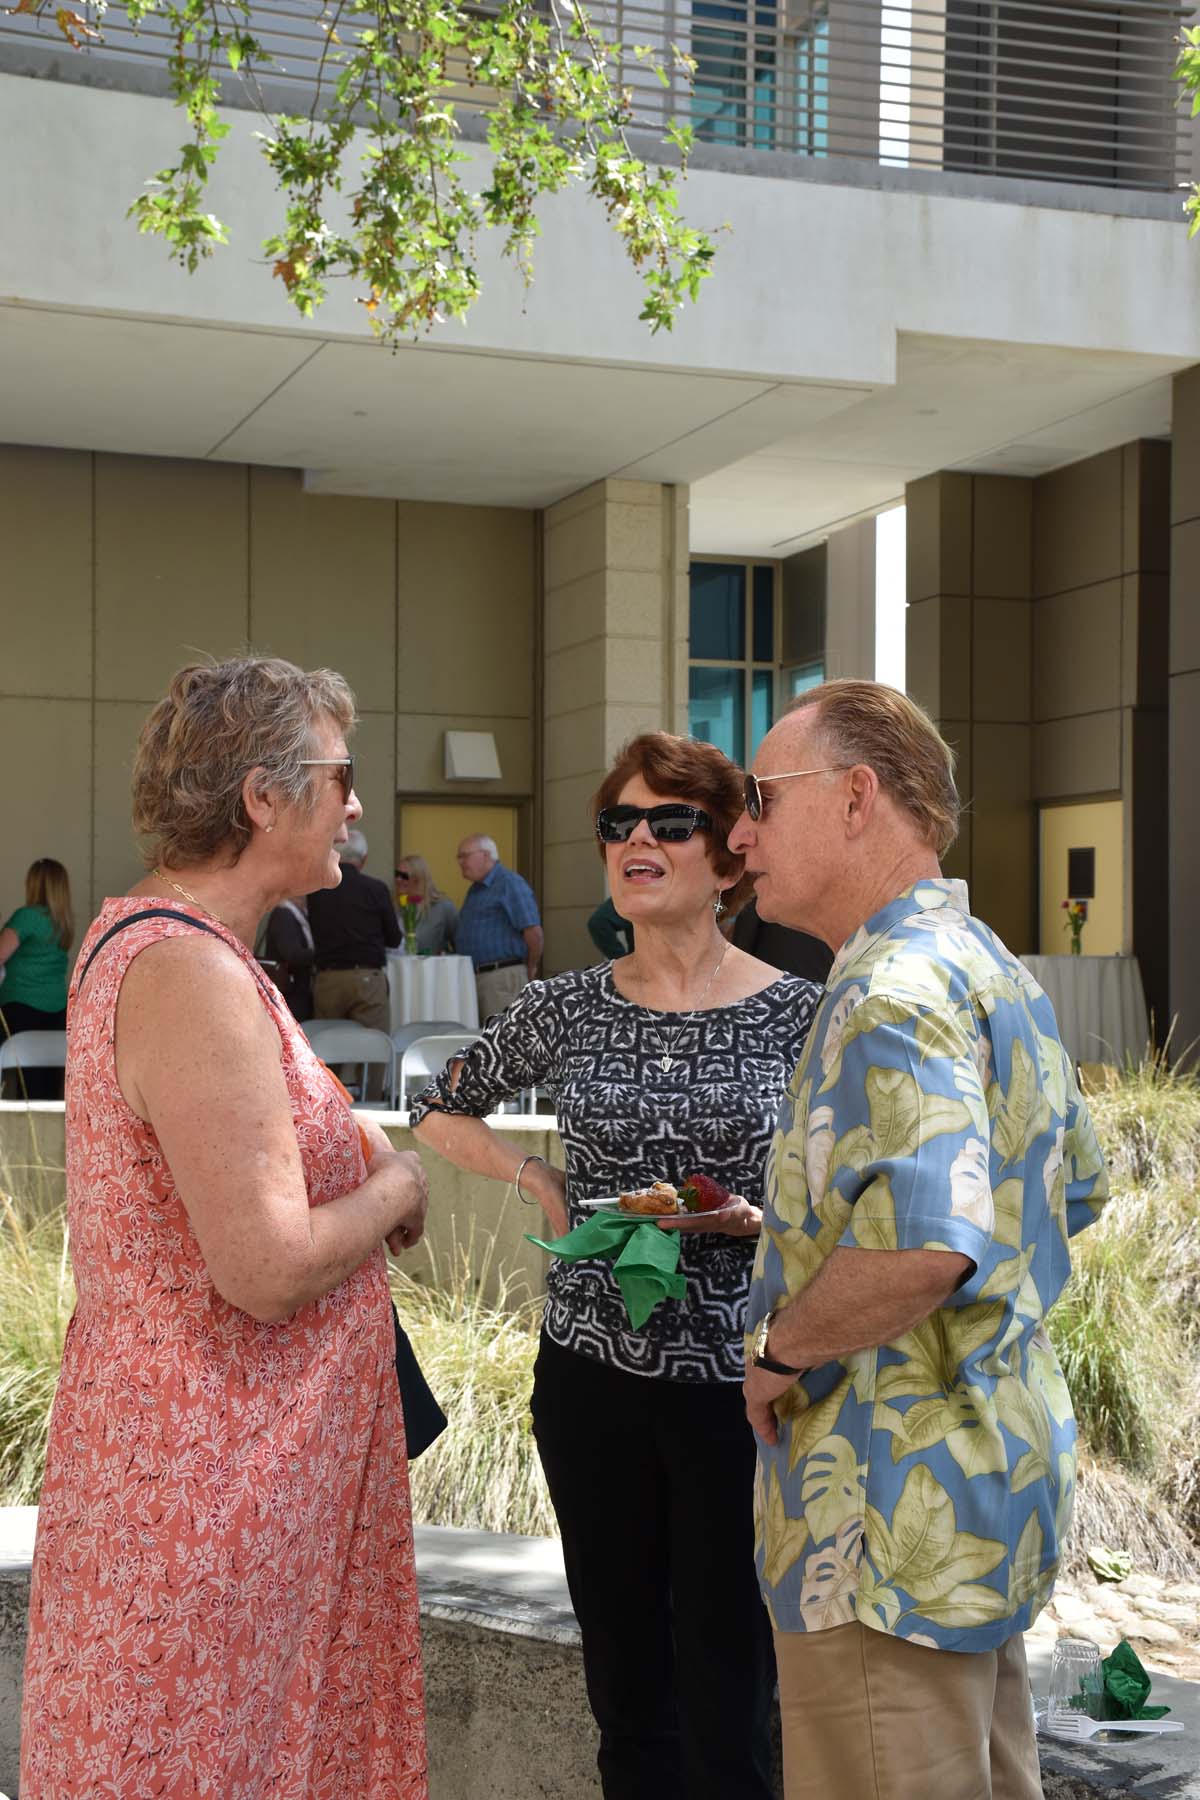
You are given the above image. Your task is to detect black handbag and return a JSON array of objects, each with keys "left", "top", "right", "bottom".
[
  {"left": 391, "top": 1303, "right": 448, "bottom": 1459},
  {"left": 80, "top": 909, "right": 447, "bottom": 1458}
]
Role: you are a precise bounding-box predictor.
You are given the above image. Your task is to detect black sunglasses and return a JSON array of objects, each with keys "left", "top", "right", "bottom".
[
  {"left": 595, "top": 804, "right": 714, "bottom": 844},
  {"left": 395, "top": 867, "right": 412, "bottom": 881},
  {"left": 300, "top": 756, "right": 355, "bottom": 801}
]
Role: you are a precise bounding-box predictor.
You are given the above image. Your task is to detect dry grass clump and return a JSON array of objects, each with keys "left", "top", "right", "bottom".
[
  {"left": 0, "top": 1191, "right": 73, "bottom": 1506},
  {"left": 391, "top": 1227, "right": 555, "bottom": 1538}
]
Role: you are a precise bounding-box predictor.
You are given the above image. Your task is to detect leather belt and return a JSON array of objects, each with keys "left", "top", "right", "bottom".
[{"left": 476, "top": 958, "right": 525, "bottom": 974}]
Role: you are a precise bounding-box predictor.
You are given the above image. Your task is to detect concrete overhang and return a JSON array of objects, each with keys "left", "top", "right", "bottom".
[{"left": 1, "top": 64, "right": 1197, "bottom": 552}]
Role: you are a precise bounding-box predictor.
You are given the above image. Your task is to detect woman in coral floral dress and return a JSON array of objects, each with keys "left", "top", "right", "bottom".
[{"left": 21, "top": 657, "right": 429, "bottom": 1800}]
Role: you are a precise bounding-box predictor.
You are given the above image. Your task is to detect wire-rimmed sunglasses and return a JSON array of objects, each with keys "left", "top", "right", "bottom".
[
  {"left": 743, "top": 765, "right": 849, "bottom": 821},
  {"left": 300, "top": 756, "right": 355, "bottom": 801},
  {"left": 595, "top": 803, "right": 714, "bottom": 845}
]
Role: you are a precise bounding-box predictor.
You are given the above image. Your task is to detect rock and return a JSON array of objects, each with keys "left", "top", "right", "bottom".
[
  {"left": 1116, "top": 1573, "right": 1166, "bottom": 1599},
  {"left": 1124, "top": 1616, "right": 1183, "bottom": 1646},
  {"left": 1127, "top": 1595, "right": 1199, "bottom": 1628},
  {"left": 1050, "top": 1593, "right": 1093, "bottom": 1626}
]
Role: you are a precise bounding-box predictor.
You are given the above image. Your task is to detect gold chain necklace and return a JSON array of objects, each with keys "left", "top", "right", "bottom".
[
  {"left": 154, "top": 867, "right": 222, "bottom": 923},
  {"left": 643, "top": 945, "right": 728, "bottom": 1072}
]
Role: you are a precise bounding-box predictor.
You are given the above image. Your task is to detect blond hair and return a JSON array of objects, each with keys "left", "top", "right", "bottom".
[
  {"left": 788, "top": 680, "right": 960, "bottom": 857},
  {"left": 396, "top": 853, "right": 448, "bottom": 917},
  {"left": 25, "top": 858, "right": 73, "bottom": 951},
  {"left": 132, "top": 657, "right": 356, "bottom": 868}
]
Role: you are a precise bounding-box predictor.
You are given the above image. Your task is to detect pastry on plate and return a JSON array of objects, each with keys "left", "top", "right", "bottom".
[{"left": 618, "top": 1181, "right": 680, "bottom": 1216}]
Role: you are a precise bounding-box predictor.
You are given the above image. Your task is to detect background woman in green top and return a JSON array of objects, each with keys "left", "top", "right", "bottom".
[{"left": 0, "top": 857, "right": 74, "bottom": 1097}]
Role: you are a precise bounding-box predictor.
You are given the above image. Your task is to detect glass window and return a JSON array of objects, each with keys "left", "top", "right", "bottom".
[
  {"left": 751, "top": 668, "right": 774, "bottom": 754},
  {"left": 786, "top": 660, "right": 825, "bottom": 699},
  {"left": 752, "top": 567, "right": 774, "bottom": 661},
  {"left": 690, "top": 562, "right": 746, "bottom": 661},
  {"left": 689, "top": 666, "right": 745, "bottom": 763}
]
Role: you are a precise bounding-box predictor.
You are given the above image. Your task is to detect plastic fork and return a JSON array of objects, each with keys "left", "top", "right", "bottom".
[{"left": 1043, "top": 1712, "right": 1183, "bottom": 1740}]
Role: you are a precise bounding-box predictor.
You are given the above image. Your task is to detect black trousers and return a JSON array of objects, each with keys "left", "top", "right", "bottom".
[
  {"left": 530, "top": 1334, "right": 776, "bottom": 1800},
  {"left": 0, "top": 1000, "right": 66, "bottom": 1099}
]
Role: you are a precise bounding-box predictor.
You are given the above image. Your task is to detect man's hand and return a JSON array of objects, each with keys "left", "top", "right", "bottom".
[{"left": 743, "top": 1361, "right": 800, "bottom": 1445}]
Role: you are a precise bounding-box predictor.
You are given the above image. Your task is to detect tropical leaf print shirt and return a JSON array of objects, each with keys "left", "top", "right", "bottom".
[{"left": 748, "top": 879, "right": 1109, "bottom": 1652}]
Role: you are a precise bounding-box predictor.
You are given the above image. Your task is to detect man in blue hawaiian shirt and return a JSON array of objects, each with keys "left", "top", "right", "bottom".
[{"left": 728, "top": 680, "right": 1108, "bottom": 1800}]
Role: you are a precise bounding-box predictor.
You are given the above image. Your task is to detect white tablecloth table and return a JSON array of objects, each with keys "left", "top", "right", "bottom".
[
  {"left": 385, "top": 951, "right": 479, "bottom": 1037},
  {"left": 1019, "top": 955, "right": 1149, "bottom": 1067}
]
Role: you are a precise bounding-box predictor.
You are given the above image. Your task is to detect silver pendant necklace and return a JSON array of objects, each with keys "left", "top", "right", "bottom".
[{"left": 645, "top": 945, "right": 728, "bottom": 1071}]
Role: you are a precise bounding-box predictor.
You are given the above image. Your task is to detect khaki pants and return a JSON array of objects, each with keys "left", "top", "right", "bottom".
[
  {"left": 475, "top": 961, "right": 528, "bottom": 1023},
  {"left": 313, "top": 966, "right": 391, "bottom": 1099},
  {"left": 774, "top": 1622, "right": 1042, "bottom": 1800}
]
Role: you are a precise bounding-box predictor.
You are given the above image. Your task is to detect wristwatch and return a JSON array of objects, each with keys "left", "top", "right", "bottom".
[{"left": 751, "top": 1306, "right": 803, "bottom": 1377}]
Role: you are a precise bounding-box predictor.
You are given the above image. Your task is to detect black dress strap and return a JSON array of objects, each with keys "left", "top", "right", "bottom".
[{"left": 77, "top": 908, "right": 280, "bottom": 1010}]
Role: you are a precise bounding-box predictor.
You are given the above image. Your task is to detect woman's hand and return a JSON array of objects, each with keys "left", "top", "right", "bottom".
[
  {"left": 657, "top": 1195, "right": 762, "bottom": 1237},
  {"left": 373, "top": 1149, "right": 430, "bottom": 1255},
  {"left": 522, "top": 1158, "right": 568, "bottom": 1239}
]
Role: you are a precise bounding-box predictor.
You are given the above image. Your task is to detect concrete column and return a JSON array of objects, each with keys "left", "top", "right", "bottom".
[
  {"left": 905, "top": 470, "right": 1034, "bottom": 952},
  {"left": 541, "top": 481, "right": 688, "bottom": 974},
  {"left": 1170, "top": 367, "right": 1200, "bottom": 1061},
  {"left": 825, "top": 516, "right": 876, "bottom": 679}
]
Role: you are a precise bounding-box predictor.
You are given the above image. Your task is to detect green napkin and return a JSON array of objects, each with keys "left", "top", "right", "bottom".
[
  {"left": 1098, "top": 1639, "right": 1170, "bottom": 1720},
  {"left": 526, "top": 1211, "right": 686, "bottom": 1330}
]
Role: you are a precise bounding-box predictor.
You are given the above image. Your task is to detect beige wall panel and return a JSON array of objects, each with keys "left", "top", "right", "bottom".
[
  {"left": 1122, "top": 572, "right": 1169, "bottom": 708},
  {"left": 972, "top": 476, "right": 1032, "bottom": 600},
  {"left": 1033, "top": 450, "right": 1122, "bottom": 597},
  {"left": 607, "top": 498, "right": 665, "bottom": 575},
  {"left": 543, "top": 905, "right": 597, "bottom": 977},
  {"left": 905, "top": 471, "right": 971, "bottom": 603},
  {"left": 1171, "top": 366, "right": 1200, "bottom": 528},
  {"left": 1123, "top": 440, "right": 1170, "bottom": 575},
  {"left": 936, "top": 596, "right": 973, "bottom": 720},
  {"left": 347, "top": 710, "right": 397, "bottom": 885},
  {"left": 905, "top": 595, "right": 941, "bottom": 718},
  {"left": 249, "top": 469, "right": 395, "bottom": 714},
  {"left": 604, "top": 702, "right": 671, "bottom": 763},
  {"left": 544, "top": 481, "right": 606, "bottom": 531},
  {"left": 396, "top": 712, "right": 532, "bottom": 796},
  {"left": 543, "top": 771, "right": 601, "bottom": 849},
  {"left": 544, "top": 500, "right": 607, "bottom": 592},
  {"left": 545, "top": 572, "right": 608, "bottom": 658},
  {"left": 543, "top": 841, "right": 609, "bottom": 911},
  {"left": 92, "top": 700, "right": 151, "bottom": 911},
  {"left": 606, "top": 636, "right": 665, "bottom": 710},
  {"left": 0, "top": 445, "right": 92, "bottom": 699},
  {"left": 94, "top": 455, "right": 249, "bottom": 704},
  {"left": 545, "top": 640, "right": 606, "bottom": 714},
  {"left": 942, "top": 715, "right": 972, "bottom": 883},
  {"left": 0, "top": 698, "right": 92, "bottom": 933},
  {"left": 972, "top": 599, "right": 1031, "bottom": 722},
  {"left": 394, "top": 502, "right": 533, "bottom": 717},
  {"left": 544, "top": 704, "right": 605, "bottom": 781},
  {"left": 970, "top": 723, "right": 1033, "bottom": 952},
  {"left": 1033, "top": 580, "right": 1122, "bottom": 720},
  {"left": 1032, "top": 710, "right": 1121, "bottom": 800},
  {"left": 1170, "top": 517, "right": 1200, "bottom": 675}
]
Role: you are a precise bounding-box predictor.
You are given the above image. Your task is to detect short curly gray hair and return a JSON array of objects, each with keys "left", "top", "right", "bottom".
[{"left": 132, "top": 657, "right": 356, "bottom": 868}]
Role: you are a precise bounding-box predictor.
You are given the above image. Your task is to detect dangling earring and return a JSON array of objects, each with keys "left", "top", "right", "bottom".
[{"left": 713, "top": 895, "right": 726, "bottom": 920}]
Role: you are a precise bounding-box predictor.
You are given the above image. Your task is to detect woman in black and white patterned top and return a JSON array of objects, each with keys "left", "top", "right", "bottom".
[{"left": 412, "top": 733, "right": 819, "bottom": 1800}]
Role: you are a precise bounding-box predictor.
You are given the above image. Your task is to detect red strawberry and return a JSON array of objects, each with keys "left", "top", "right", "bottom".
[{"left": 679, "top": 1173, "right": 732, "bottom": 1214}]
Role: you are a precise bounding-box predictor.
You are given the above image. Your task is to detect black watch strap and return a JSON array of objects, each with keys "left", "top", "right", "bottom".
[{"left": 755, "top": 1350, "right": 803, "bottom": 1377}]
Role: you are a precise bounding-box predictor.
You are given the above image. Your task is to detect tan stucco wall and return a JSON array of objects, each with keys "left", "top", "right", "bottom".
[
  {"left": 541, "top": 479, "right": 688, "bottom": 974},
  {"left": 0, "top": 446, "right": 536, "bottom": 936}
]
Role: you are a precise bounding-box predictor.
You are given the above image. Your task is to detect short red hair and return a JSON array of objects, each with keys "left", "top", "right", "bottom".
[{"left": 591, "top": 732, "right": 753, "bottom": 915}]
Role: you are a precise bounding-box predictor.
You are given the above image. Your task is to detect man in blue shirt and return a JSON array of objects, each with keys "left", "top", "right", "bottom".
[
  {"left": 455, "top": 835, "right": 543, "bottom": 1020},
  {"left": 728, "top": 679, "right": 1107, "bottom": 1800}
]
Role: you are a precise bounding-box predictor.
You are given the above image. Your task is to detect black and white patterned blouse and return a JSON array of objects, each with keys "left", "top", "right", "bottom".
[{"left": 410, "top": 963, "right": 820, "bottom": 1383}]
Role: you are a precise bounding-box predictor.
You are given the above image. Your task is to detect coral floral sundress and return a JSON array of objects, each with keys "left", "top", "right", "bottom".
[{"left": 20, "top": 898, "right": 427, "bottom": 1799}]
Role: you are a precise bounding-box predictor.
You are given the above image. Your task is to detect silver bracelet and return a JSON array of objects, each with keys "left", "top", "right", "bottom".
[{"left": 513, "top": 1152, "right": 546, "bottom": 1205}]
